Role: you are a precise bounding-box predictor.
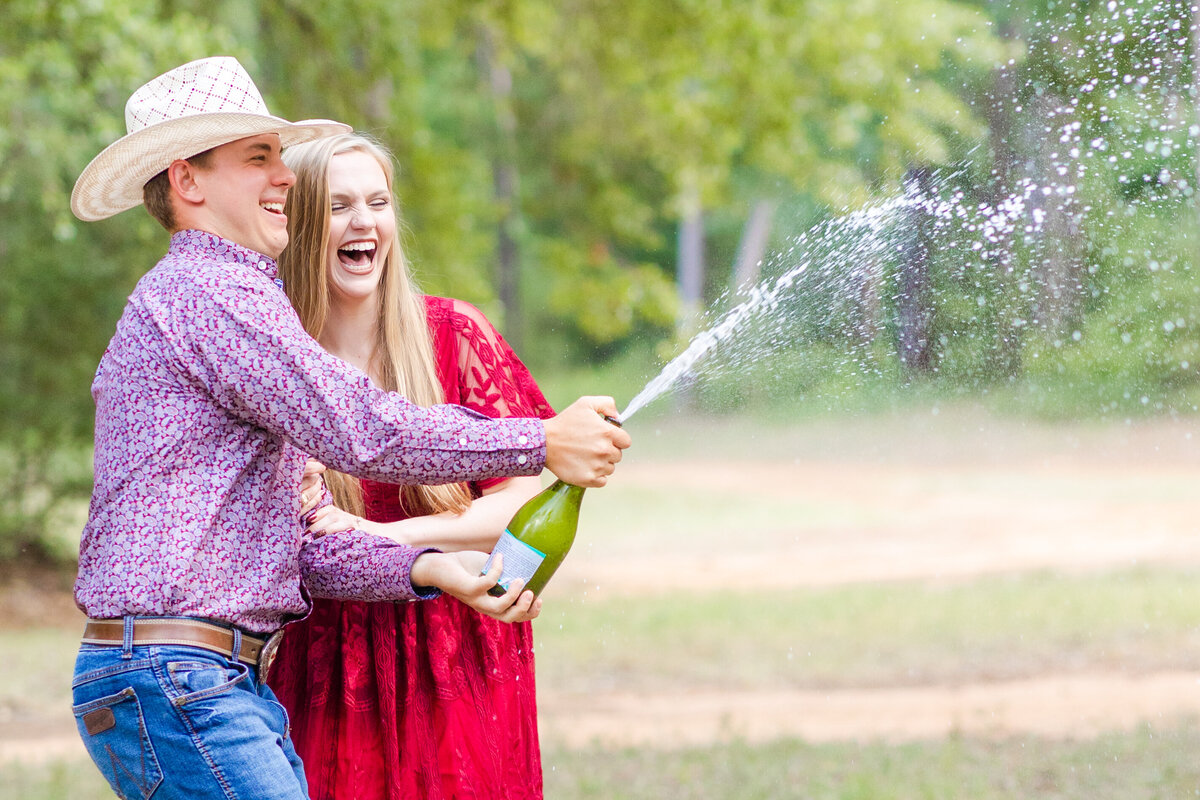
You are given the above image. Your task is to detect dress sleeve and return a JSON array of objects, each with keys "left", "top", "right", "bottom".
[{"left": 432, "top": 297, "right": 556, "bottom": 492}]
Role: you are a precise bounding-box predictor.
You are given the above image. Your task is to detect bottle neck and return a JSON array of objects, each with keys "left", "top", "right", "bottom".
[{"left": 549, "top": 479, "right": 587, "bottom": 499}]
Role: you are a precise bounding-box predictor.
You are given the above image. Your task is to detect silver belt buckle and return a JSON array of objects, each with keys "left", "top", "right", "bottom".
[{"left": 257, "top": 629, "right": 285, "bottom": 683}]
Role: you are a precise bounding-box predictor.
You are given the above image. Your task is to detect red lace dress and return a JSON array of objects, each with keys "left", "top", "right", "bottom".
[{"left": 269, "top": 296, "right": 555, "bottom": 800}]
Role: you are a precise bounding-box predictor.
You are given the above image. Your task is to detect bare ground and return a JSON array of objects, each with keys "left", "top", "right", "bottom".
[
  {"left": 5, "top": 412, "right": 1200, "bottom": 761},
  {"left": 541, "top": 413, "right": 1200, "bottom": 748},
  {"left": 539, "top": 671, "right": 1200, "bottom": 748}
]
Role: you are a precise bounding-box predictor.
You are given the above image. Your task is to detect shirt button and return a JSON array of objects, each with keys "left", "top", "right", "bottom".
[
  {"left": 459, "top": 437, "right": 468, "bottom": 446},
  {"left": 517, "top": 455, "right": 528, "bottom": 465},
  {"left": 517, "top": 435, "right": 528, "bottom": 445}
]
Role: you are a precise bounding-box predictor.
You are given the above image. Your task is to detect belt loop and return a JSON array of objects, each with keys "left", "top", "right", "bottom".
[
  {"left": 231, "top": 627, "right": 242, "bottom": 664},
  {"left": 121, "top": 615, "right": 135, "bottom": 660}
]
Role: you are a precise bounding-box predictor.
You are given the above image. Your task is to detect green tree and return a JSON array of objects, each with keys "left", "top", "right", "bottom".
[
  {"left": 0, "top": 1, "right": 241, "bottom": 559},
  {"left": 928, "top": 0, "right": 1200, "bottom": 413}
]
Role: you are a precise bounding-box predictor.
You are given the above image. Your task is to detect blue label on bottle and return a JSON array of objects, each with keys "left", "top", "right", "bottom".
[{"left": 484, "top": 530, "right": 547, "bottom": 590}]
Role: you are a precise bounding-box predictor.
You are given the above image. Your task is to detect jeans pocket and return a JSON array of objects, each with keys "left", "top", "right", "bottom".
[
  {"left": 72, "top": 687, "right": 164, "bottom": 800},
  {"left": 265, "top": 691, "right": 292, "bottom": 741},
  {"left": 166, "top": 659, "right": 247, "bottom": 707}
]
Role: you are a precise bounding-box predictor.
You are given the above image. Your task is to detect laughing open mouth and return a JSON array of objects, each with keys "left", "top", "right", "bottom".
[{"left": 338, "top": 241, "right": 376, "bottom": 269}]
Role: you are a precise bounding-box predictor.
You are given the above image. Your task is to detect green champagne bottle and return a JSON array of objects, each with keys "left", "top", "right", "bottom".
[
  {"left": 484, "top": 414, "right": 621, "bottom": 598},
  {"left": 484, "top": 479, "right": 586, "bottom": 597}
]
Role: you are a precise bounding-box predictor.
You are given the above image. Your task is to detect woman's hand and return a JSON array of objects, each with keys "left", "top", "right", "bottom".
[
  {"left": 299, "top": 459, "right": 327, "bottom": 516},
  {"left": 306, "top": 504, "right": 365, "bottom": 537},
  {"left": 411, "top": 551, "right": 541, "bottom": 623},
  {"left": 306, "top": 504, "right": 415, "bottom": 544}
]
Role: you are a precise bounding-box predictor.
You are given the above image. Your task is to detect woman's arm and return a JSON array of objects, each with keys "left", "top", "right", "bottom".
[
  {"left": 306, "top": 298, "right": 556, "bottom": 550},
  {"left": 306, "top": 475, "right": 543, "bottom": 551}
]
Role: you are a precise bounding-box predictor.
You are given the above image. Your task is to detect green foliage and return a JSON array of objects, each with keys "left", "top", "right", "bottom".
[
  {"left": 0, "top": 1, "right": 242, "bottom": 558},
  {"left": 539, "top": 239, "right": 678, "bottom": 347},
  {"left": 4, "top": 0, "right": 1199, "bottom": 561}
]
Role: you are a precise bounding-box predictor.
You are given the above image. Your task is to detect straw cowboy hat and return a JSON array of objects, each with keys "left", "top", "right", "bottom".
[{"left": 71, "top": 56, "right": 351, "bottom": 221}]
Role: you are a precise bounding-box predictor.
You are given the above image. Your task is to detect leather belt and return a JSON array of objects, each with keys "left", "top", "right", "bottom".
[{"left": 82, "top": 618, "right": 284, "bottom": 678}]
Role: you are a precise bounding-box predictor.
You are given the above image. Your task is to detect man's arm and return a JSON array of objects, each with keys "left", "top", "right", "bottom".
[
  {"left": 299, "top": 529, "right": 540, "bottom": 622},
  {"left": 161, "top": 267, "right": 543, "bottom": 486},
  {"left": 298, "top": 528, "right": 437, "bottom": 603},
  {"left": 158, "top": 263, "right": 628, "bottom": 487}
]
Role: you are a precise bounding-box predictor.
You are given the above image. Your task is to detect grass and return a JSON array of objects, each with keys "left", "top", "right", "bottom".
[
  {"left": 11, "top": 567, "right": 1200, "bottom": 798},
  {"left": 5, "top": 585, "right": 1200, "bottom": 800},
  {"left": 12, "top": 568, "right": 1200, "bottom": 707},
  {"left": 0, "top": 628, "right": 83, "bottom": 722},
  {"left": 0, "top": 762, "right": 115, "bottom": 800},
  {"left": 533, "top": 568, "right": 1200, "bottom": 693},
  {"left": 590, "top": 401, "right": 1199, "bottom": 464},
  {"left": 9, "top": 727, "right": 1200, "bottom": 800},
  {"left": 542, "top": 725, "right": 1200, "bottom": 799}
]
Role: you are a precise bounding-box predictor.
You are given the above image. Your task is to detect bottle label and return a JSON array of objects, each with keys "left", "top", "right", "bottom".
[{"left": 484, "top": 529, "right": 546, "bottom": 591}]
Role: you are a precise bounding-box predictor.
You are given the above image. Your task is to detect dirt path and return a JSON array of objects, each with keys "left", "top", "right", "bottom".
[
  {"left": 539, "top": 671, "right": 1200, "bottom": 747},
  {"left": 10, "top": 670, "right": 1200, "bottom": 765}
]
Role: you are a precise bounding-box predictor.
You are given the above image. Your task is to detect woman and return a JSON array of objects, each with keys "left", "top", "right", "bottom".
[{"left": 267, "top": 133, "right": 552, "bottom": 800}]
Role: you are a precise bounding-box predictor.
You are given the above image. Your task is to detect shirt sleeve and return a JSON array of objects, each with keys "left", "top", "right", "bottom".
[
  {"left": 436, "top": 297, "right": 557, "bottom": 493},
  {"left": 148, "top": 265, "right": 545, "bottom": 486},
  {"left": 298, "top": 529, "right": 441, "bottom": 602}
]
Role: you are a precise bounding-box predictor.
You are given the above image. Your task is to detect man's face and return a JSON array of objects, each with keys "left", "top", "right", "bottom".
[{"left": 190, "top": 134, "right": 295, "bottom": 259}]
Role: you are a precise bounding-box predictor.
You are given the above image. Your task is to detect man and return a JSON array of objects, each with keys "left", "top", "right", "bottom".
[{"left": 68, "top": 57, "right": 630, "bottom": 800}]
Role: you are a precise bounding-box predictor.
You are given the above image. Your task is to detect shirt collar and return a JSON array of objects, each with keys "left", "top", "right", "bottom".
[{"left": 169, "top": 229, "right": 280, "bottom": 280}]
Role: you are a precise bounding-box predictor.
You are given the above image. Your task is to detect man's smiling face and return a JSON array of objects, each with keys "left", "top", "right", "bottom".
[{"left": 189, "top": 134, "right": 296, "bottom": 259}]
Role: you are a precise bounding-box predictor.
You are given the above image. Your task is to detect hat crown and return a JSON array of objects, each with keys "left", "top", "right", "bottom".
[
  {"left": 124, "top": 57, "right": 270, "bottom": 135},
  {"left": 74, "top": 56, "right": 350, "bottom": 221}
]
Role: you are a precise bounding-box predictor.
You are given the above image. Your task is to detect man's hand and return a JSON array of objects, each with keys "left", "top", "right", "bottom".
[
  {"left": 411, "top": 551, "right": 542, "bottom": 623},
  {"left": 542, "top": 396, "right": 631, "bottom": 488}
]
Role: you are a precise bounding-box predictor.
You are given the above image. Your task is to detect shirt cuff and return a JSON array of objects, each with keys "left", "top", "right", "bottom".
[{"left": 298, "top": 530, "right": 442, "bottom": 603}]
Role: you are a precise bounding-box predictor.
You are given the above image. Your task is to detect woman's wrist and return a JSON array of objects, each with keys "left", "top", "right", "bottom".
[
  {"left": 374, "top": 518, "right": 418, "bottom": 546},
  {"left": 409, "top": 550, "right": 450, "bottom": 591}
]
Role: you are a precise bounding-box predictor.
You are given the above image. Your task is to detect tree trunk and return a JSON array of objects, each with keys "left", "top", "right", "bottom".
[
  {"left": 1190, "top": 3, "right": 1200, "bottom": 221},
  {"left": 674, "top": 180, "right": 705, "bottom": 410},
  {"left": 1029, "top": 90, "right": 1085, "bottom": 336},
  {"left": 476, "top": 26, "right": 523, "bottom": 352},
  {"left": 980, "top": 19, "right": 1025, "bottom": 379},
  {"left": 678, "top": 179, "right": 705, "bottom": 325},
  {"left": 895, "top": 166, "right": 935, "bottom": 374},
  {"left": 854, "top": 255, "right": 883, "bottom": 347},
  {"left": 731, "top": 199, "right": 774, "bottom": 290}
]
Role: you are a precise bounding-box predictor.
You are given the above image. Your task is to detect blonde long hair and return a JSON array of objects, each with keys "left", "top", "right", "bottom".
[{"left": 279, "top": 133, "right": 471, "bottom": 516}]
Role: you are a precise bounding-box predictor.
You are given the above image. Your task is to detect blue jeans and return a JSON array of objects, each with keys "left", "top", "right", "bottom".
[{"left": 71, "top": 623, "right": 308, "bottom": 800}]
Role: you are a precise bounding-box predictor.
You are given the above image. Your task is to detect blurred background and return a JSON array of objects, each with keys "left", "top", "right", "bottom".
[{"left": 4, "top": 0, "right": 1200, "bottom": 797}]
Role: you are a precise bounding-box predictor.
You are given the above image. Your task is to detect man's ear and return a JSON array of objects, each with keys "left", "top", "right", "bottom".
[{"left": 167, "top": 159, "right": 204, "bottom": 204}]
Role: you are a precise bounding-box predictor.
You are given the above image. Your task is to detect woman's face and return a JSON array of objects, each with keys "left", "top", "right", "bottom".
[{"left": 324, "top": 149, "right": 396, "bottom": 307}]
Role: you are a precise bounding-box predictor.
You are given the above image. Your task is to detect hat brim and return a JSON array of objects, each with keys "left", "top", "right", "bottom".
[{"left": 71, "top": 112, "right": 352, "bottom": 221}]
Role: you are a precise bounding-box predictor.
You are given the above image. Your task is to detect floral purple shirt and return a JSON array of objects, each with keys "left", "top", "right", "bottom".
[{"left": 75, "top": 230, "right": 546, "bottom": 633}]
